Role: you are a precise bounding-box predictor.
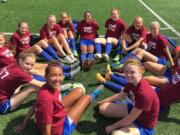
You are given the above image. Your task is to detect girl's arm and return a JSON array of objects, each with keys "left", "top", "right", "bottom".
[
  {"left": 98, "top": 91, "right": 127, "bottom": 105},
  {"left": 29, "top": 79, "right": 45, "bottom": 88},
  {"left": 125, "top": 37, "right": 144, "bottom": 52},
  {"left": 106, "top": 107, "right": 143, "bottom": 134},
  {"left": 42, "top": 124, "right": 51, "bottom": 135},
  {"left": 163, "top": 47, "right": 174, "bottom": 67}
]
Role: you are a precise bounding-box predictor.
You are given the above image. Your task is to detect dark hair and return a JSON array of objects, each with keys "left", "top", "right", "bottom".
[{"left": 45, "top": 61, "right": 62, "bottom": 75}]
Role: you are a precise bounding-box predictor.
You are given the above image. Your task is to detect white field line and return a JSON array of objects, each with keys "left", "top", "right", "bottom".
[
  {"left": 138, "top": 0, "right": 180, "bottom": 38},
  {"left": 160, "top": 27, "right": 172, "bottom": 30}
]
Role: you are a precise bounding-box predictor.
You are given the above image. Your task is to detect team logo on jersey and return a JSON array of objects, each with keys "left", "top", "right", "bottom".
[
  {"left": 2, "top": 49, "right": 13, "bottom": 57},
  {"left": 83, "top": 27, "right": 92, "bottom": 33},
  {"left": 0, "top": 67, "right": 9, "bottom": 79},
  {"left": 108, "top": 24, "right": 116, "bottom": 32},
  {"left": 49, "top": 31, "right": 57, "bottom": 38},
  {"left": 21, "top": 37, "right": 30, "bottom": 45},
  {"left": 172, "top": 71, "right": 180, "bottom": 85},
  {"left": 148, "top": 41, "right": 156, "bottom": 49},
  {"left": 129, "top": 91, "right": 135, "bottom": 106},
  {"left": 131, "top": 33, "right": 140, "bottom": 41}
]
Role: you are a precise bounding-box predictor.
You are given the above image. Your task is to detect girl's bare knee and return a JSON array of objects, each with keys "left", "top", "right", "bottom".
[{"left": 99, "top": 102, "right": 109, "bottom": 115}]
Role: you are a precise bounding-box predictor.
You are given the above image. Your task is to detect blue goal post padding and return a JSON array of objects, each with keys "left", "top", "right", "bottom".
[
  {"left": 163, "top": 35, "right": 177, "bottom": 53},
  {"left": 73, "top": 20, "right": 78, "bottom": 33}
]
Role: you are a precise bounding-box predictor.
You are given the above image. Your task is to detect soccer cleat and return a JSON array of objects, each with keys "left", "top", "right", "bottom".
[
  {"left": 70, "top": 66, "right": 81, "bottom": 78},
  {"left": 102, "top": 54, "right": 109, "bottom": 62},
  {"left": 105, "top": 64, "right": 112, "bottom": 80},
  {"left": 94, "top": 53, "right": 102, "bottom": 62},
  {"left": 88, "top": 59, "right": 95, "bottom": 70},
  {"left": 69, "top": 53, "right": 77, "bottom": 63},
  {"left": 70, "top": 60, "right": 80, "bottom": 70},
  {"left": 111, "top": 62, "right": 124, "bottom": 69},
  {"left": 82, "top": 59, "right": 90, "bottom": 71},
  {"left": 96, "top": 73, "right": 106, "bottom": 84},
  {"left": 60, "top": 83, "right": 73, "bottom": 92},
  {"left": 61, "top": 55, "right": 74, "bottom": 64},
  {"left": 73, "top": 50, "right": 78, "bottom": 57},
  {"left": 113, "top": 54, "right": 120, "bottom": 62},
  {"left": 71, "top": 83, "right": 86, "bottom": 94}
]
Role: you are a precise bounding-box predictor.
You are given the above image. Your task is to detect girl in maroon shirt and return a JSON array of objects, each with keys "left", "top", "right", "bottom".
[
  {"left": 98, "top": 59, "right": 159, "bottom": 135},
  {"left": 14, "top": 62, "right": 104, "bottom": 134},
  {"left": 0, "top": 52, "right": 44, "bottom": 114}
]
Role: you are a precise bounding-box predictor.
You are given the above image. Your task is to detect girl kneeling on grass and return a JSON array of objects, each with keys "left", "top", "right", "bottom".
[
  {"left": 98, "top": 59, "right": 159, "bottom": 135},
  {"left": 15, "top": 61, "right": 104, "bottom": 135}
]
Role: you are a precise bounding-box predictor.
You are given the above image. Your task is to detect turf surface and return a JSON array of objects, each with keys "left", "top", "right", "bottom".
[{"left": 0, "top": 0, "right": 180, "bottom": 135}]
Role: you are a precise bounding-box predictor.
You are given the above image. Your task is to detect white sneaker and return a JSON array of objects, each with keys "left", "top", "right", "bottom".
[
  {"left": 62, "top": 55, "right": 74, "bottom": 64},
  {"left": 102, "top": 54, "right": 109, "bottom": 62},
  {"left": 94, "top": 53, "right": 102, "bottom": 62},
  {"left": 70, "top": 66, "right": 81, "bottom": 78},
  {"left": 69, "top": 54, "right": 77, "bottom": 63}
]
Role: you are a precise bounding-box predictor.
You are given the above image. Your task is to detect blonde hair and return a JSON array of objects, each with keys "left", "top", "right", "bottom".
[
  {"left": 18, "top": 52, "right": 36, "bottom": 62},
  {"left": 150, "top": 21, "right": 160, "bottom": 29},
  {"left": 47, "top": 14, "right": 56, "bottom": 20},
  {"left": 0, "top": 32, "right": 15, "bottom": 53},
  {"left": 111, "top": 8, "right": 120, "bottom": 15},
  {"left": 133, "top": 16, "right": 144, "bottom": 25},
  {"left": 123, "top": 58, "right": 145, "bottom": 74},
  {"left": 61, "top": 12, "right": 73, "bottom": 28}
]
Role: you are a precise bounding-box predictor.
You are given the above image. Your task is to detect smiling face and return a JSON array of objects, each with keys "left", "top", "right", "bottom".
[
  {"left": 19, "top": 56, "right": 35, "bottom": 73},
  {"left": 123, "top": 60, "right": 144, "bottom": 86},
  {"left": 45, "top": 66, "right": 63, "bottom": 89},
  {"left": 61, "top": 12, "right": 68, "bottom": 24},
  {"left": 0, "top": 34, "right": 5, "bottom": 48},
  {"left": 84, "top": 12, "right": 92, "bottom": 22},
  {"left": 18, "top": 22, "right": 29, "bottom": 35},
  {"left": 133, "top": 17, "right": 143, "bottom": 30},
  {"left": 150, "top": 22, "right": 160, "bottom": 37},
  {"left": 47, "top": 15, "right": 56, "bottom": 30},
  {"left": 111, "top": 9, "right": 119, "bottom": 21}
]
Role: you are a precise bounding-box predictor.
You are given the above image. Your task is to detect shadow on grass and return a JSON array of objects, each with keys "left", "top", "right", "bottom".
[
  {"left": 76, "top": 106, "right": 117, "bottom": 135},
  {"left": 15, "top": 100, "right": 35, "bottom": 112},
  {"left": 3, "top": 115, "right": 37, "bottom": 135},
  {"left": 158, "top": 107, "right": 180, "bottom": 124}
]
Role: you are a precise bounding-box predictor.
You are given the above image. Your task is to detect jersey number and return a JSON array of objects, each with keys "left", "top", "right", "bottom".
[{"left": 0, "top": 67, "right": 9, "bottom": 79}]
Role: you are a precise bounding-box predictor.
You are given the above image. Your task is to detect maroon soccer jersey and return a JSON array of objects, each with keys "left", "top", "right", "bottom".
[
  {"left": 146, "top": 33, "right": 168, "bottom": 58},
  {"left": 40, "top": 24, "right": 62, "bottom": 39},
  {"left": 57, "top": 20, "right": 74, "bottom": 32},
  {"left": 35, "top": 84, "right": 66, "bottom": 135},
  {"left": 0, "top": 63, "right": 32, "bottom": 103},
  {"left": 123, "top": 78, "right": 159, "bottom": 128},
  {"left": 10, "top": 31, "right": 31, "bottom": 55},
  {"left": 77, "top": 20, "right": 99, "bottom": 40},
  {"left": 105, "top": 18, "right": 126, "bottom": 39},
  {"left": 0, "top": 46, "right": 15, "bottom": 69},
  {"left": 126, "top": 25, "right": 147, "bottom": 46},
  {"left": 158, "top": 67, "right": 180, "bottom": 108}
]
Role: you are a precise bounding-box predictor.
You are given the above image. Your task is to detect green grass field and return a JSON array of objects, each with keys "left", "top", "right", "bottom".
[{"left": 0, "top": 0, "right": 180, "bottom": 135}]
